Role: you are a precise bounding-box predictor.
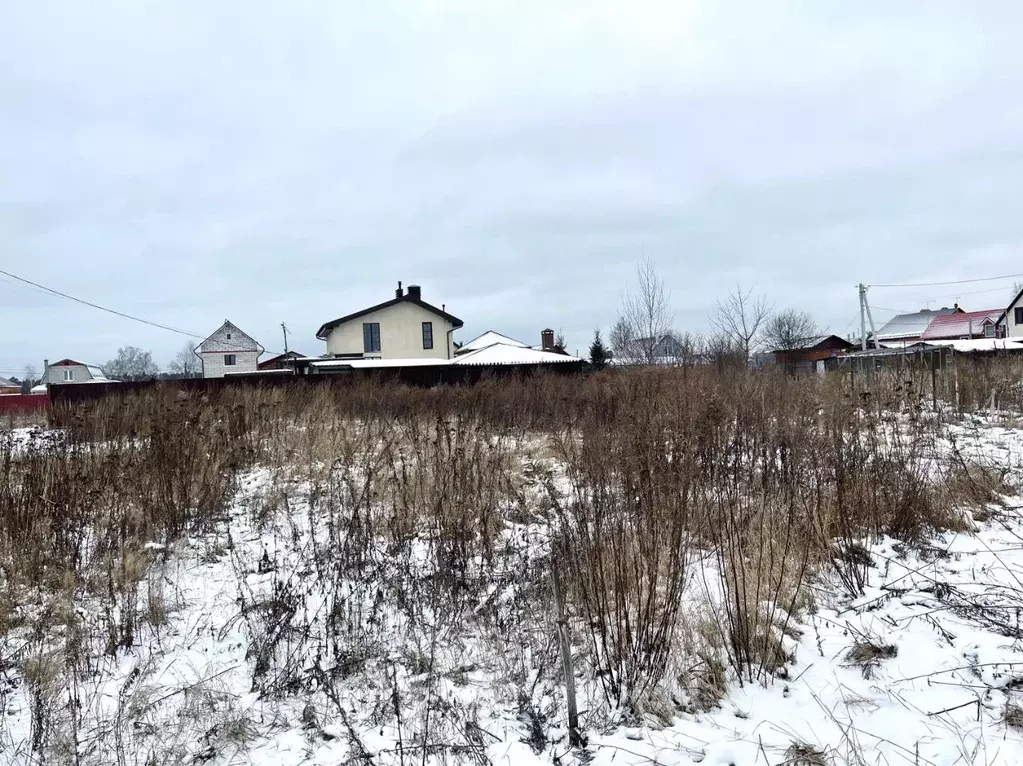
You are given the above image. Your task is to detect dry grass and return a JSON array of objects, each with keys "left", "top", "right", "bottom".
[
  {"left": 846, "top": 641, "right": 898, "bottom": 678},
  {"left": 1, "top": 363, "right": 1020, "bottom": 760},
  {"left": 784, "top": 740, "right": 830, "bottom": 765},
  {"left": 1004, "top": 703, "right": 1023, "bottom": 730}
]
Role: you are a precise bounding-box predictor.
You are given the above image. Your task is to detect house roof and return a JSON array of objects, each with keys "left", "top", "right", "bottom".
[
  {"left": 49, "top": 359, "right": 111, "bottom": 380},
  {"left": 871, "top": 308, "right": 959, "bottom": 341},
  {"left": 0, "top": 376, "right": 18, "bottom": 389},
  {"left": 257, "top": 351, "right": 304, "bottom": 369},
  {"left": 772, "top": 335, "right": 856, "bottom": 353},
  {"left": 920, "top": 309, "right": 1005, "bottom": 339},
  {"left": 915, "top": 338, "right": 1023, "bottom": 353},
  {"left": 305, "top": 342, "right": 583, "bottom": 369},
  {"left": 453, "top": 343, "right": 583, "bottom": 366},
  {"left": 194, "top": 320, "right": 263, "bottom": 355},
  {"left": 316, "top": 292, "right": 464, "bottom": 340},
  {"left": 457, "top": 330, "right": 529, "bottom": 354}
]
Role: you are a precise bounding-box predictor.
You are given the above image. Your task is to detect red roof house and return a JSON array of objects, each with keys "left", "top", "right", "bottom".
[{"left": 920, "top": 309, "right": 1005, "bottom": 340}]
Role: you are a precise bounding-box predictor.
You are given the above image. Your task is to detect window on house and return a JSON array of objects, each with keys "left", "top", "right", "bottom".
[
  {"left": 422, "top": 321, "right": 434, "bottom": 350},
  {"left": 224, "top": 354, "right": 237, "bottom": 366},
  {"left": 227, "top": 332, "right": 232, "bottom": 339},
  {"left": 1016, "top": 308, "right": 1023, "bottom": 325},
  {"left": 363, "top": 322, "right": 381, "bottom": 353},
  {"left": 63, "top": 369, "right": 74, "bottom": 382},
  {"left": 985, "top": 324, "right": 995, "bottom": 338}
]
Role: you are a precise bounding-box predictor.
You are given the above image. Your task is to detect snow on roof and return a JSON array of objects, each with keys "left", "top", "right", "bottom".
[
  {"left": 310, "top": 357, "right": 453, "bottom": 369},
  {"left": 871, "top": 308, "right": 958, "bottom": 341},
  {"left": 920, "top": 309, "right": 1004, "bottom": 340},
  {"left": 454, "top": 343, "right": 583, "bottom": 366},
  {"left": 457, "top": 331, "right": 529, "bottom": 353},
  {"left": 0, "top": 376, "right": 18, "bottom": 388},
  {"left": 30, "top": 384, "right": 47, "bottom": 394},
  {"left": 912, "top": 338, "right": 1023, "bottom": 353},
  {"left": 307, "top": 343, "right": 584, "bottom": 370}
]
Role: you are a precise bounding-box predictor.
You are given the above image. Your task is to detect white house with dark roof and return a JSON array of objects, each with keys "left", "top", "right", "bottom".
[
  {"left": 194, "top": 320, "right": 264, "bottom": 378},
  {"left": 42, "top": 359, "right": 114, "bottom": 385},
  {"left": 1001, "top": 286, "right": 1023, "bottom": 339},
  {"left": 316, "top": 282, "right": 463, "bottom": 360}
]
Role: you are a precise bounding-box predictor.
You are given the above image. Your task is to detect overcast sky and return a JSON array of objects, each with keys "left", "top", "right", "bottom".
[{"left": 3, "top": 0, "right": 1023, "bottom": 372}]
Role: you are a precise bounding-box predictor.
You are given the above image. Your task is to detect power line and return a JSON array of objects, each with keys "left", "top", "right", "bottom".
[
  {"left": 867, "top": 274, "right": 1023, "bottom": 288},
  {"left": 0, "top": 268, "right": 204, "bottom": 339}
]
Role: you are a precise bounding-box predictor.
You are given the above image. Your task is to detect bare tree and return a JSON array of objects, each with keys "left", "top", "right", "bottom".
[
  {"left": 763, "top": 309, "right": 820, "bottom": 351},
  {"left": 104, "top": 346, "right": 158, "bottom": 381},
  {"left": 611, "top": 256, "right": 674, "bottom": 365},
  {"left": 22, "top": 364, "right": 38, "bottom": 394},
  {"left": 167, "top": 343, "right": 200, "bottom": 378},
  {"left": 704, "top": 331, "right": 745, "bottom": 372},
  {"left": 710, "top": 284, "right": 772, "bottom": 366}
]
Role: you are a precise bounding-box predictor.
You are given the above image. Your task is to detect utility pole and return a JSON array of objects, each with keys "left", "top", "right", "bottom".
[
  {"left": 859, "top": 283, "right": 867, "bottom": 351},
  {"left": 281, "top": 322, "right": 289, "bottom": 354},
  {"left": 858, "top": 283, "right": 879, "bottom": 350}
]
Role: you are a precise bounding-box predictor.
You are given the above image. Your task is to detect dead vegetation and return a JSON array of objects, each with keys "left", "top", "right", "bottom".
[{"left": 0, "top": 364, "right": 1020, "bottom": 762}]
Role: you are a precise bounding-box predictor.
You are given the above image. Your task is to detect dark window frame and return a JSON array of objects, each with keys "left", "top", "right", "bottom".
[
  {"left": 224, "top": 354, "right": 237, "bottom": 366},
  {"left": 1015, "top": 307, "right": 1023, "bottom": 325},
  {"left": 363, "top": 322, "right": 382, "bottom": 353},
  {"left": 422, "top": 321, "right": 434, "bottom": 350}
]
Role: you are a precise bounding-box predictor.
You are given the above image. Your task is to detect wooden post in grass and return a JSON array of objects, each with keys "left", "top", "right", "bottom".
[
  {"left": 931, "top": 353, "right": 938, "bottom": 413},
  {"left": 551, "top": 560, "right": 581, "bottom": 747}
]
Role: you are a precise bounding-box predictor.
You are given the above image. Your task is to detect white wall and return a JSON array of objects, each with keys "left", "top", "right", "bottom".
[
  {"left": 325, "top": 302, "right": 456, "bottom": 359},
  {"left": 201, "top": 350, "right": 261, "bottom": 378},
  {"left": 43, "top": 363, "right": 93, "bottom": 384},
  {"left": 1007, "top": 296, "right": 1023, "bottom": 338}
]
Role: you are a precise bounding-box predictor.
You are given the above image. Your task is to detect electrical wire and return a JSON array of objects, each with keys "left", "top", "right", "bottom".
[
  {"left": 0, "top": 268, "right": 204, "bottom": 339},
  {"left": 871, "top": 273, "right": 1023, "bottom": 289}
]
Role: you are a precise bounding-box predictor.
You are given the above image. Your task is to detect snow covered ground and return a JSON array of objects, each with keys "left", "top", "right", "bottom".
[{"left": 5, "top": 418, "right": 1023, "bottom": 764}]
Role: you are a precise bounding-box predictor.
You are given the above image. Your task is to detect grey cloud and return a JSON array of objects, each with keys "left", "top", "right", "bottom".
[{"left": 2, "top": 1, "right": 1023, "bottom": 369}]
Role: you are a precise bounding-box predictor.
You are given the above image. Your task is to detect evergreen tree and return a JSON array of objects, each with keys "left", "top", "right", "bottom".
[{"left": 589, "top": 329, "right": 611, "bottom": 371}]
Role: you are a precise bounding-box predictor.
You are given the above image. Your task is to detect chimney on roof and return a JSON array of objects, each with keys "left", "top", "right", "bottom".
[
  {"left": 407, "top": 284, "right": 421, "bottom": 300},
  {"left": 541, "top": 328, "right": 555, "bottom": 351},
  {"left": 43, "top": 359, "right": 49, "bottom": 378},
  {"left": 395, "top": 280, "right": 403, "bottom": 298}
]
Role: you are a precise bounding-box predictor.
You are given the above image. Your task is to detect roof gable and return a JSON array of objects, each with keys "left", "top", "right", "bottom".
[
  {"left": 195, "top": 321, "right": 263, "bottom": 355},
  {"left": 458, "top": 330, "right": 528, "bottom": 353},
  {"left": 921, "top": 309, "right": 1005, "bottom": 339},
  {"left": 317, "top": 293, "right": 464, "bottom": 339},
  {"left": 872, "top": 308, "right": 960, "bottom": 341}
]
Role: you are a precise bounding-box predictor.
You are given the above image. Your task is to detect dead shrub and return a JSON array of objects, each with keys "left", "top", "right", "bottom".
[
  {"left": 1004, "top": 703, "right": 1023, "bottom": 730},
  {"left": 785, "top": 740, "right": 830, "bottom": 765},
  {"left": 845, "top": 641, "right": 897, "bottom": 678}
]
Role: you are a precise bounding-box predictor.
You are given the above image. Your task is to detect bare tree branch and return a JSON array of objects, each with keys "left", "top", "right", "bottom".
[
  {"left": 167, "top": 343, "right": 201, "bottom": 378},
  {"left": 710, "top": 284, "right": 772, "bottom": 366},
  {"left": 763, "top": 309, "right": 820, "bottom": 352},
  {"left": 612, "top": 256, "right": 675, "bottom": 365}
]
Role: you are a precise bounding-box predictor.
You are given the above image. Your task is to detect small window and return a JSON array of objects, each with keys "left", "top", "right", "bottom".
[
  {"left": 224, "top": 354, "right": 237, "bottom": 366},
  {"left": 1015, "top": 307, "right": 1023, "bottom": 325},
  {"left": 985, "top": 324, "right": 995, "bottom": 338},
  {"left": 422, "top": 321, "right": 434, "bottom": 350},
  {"left": 363, "top": 322, "right": 381, "bottom": 353},
  {"left": 227, "top": 332, "right": 232, "bottom": 339},
  {"left": 63, "top": 369, "right": 74, "bottom": 382}
]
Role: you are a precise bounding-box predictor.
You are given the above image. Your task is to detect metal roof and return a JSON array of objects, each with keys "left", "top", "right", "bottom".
[
  {"left": 871, "top": 308, "right": 959, "bottom": 341},
  {"left": 920, "top": 309, "right": 1004, "bottom": 340},
  {"left": 457, "top": 331, "right": 529, "bottom": 353}
]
